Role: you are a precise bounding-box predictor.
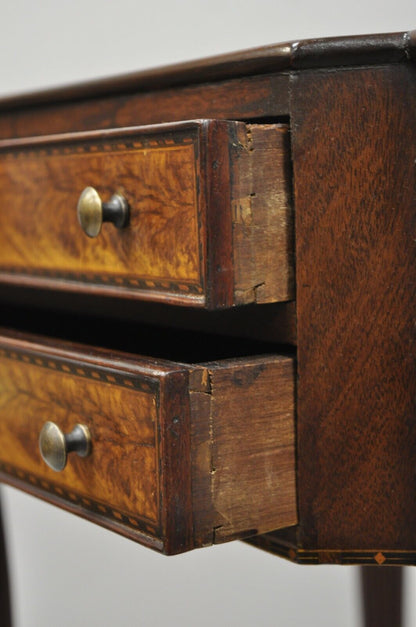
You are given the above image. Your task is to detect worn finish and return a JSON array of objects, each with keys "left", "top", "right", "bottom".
[
  {"left": 0, "top": 31, "right": 412, "bottom": 112},
  {"left": 232, "top": 123, "right": 294, "bottom": 304},
  {"left": 0, "top": 120, "right": 292, "bottom": 308},
  {"left": 0, "top": 30, "right": 416, "bottom": 579},
  {"left": 0, "top": 74, "right": 290, "bottom": 140},
  {"left": 0, "top": 32, "right": 413, "bottom": 142},
  {"left": 189, "top": 355, "right": 296, "bottom": 546},
  {"left": 0, "top": 331, "right": 296, "bottom": 554}
]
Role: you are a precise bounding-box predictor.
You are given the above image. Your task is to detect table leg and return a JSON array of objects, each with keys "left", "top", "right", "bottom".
[
  {"left": 360, "top": 566, "right": 403, "bottom": 627},
  {"left": 0, "top": 496, "right": 11, "bottom": 627}
]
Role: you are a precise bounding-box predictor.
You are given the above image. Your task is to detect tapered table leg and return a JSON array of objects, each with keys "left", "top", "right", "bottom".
[
  {"left": 0, "top": 495, "right": 11, "bottom": 627},
  {"left": 360, "top": 566, "right": 403, "bottom": 627}
]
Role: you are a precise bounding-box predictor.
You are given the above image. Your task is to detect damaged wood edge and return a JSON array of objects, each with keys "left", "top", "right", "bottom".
[
  {"left": 189, "top": 366, "right": 216, "bottom": 547},
  {"left": 188, "top": 356, "right": 298, "bottom": 549},
  {"left": 231, "top": 122, "right": 295, "bottom": 305},
  {"left": 189, "top": 363, "right": 253, "bottom": 546}
]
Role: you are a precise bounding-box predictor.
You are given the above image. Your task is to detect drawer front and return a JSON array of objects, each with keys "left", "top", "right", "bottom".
[
  {"left": 0, "top": 332, "right": 296, "bottom": 554},
  {"left": 0, "top": 120, "right": 293, "bottom": 309}
]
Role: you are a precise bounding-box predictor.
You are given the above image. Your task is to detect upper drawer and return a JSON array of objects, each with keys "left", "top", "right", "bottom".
[
  {"left": 0, "top": 120, "right": 293, "bottom": 309},
  {"left": 0, "top": 330, "right": 296, "bottom": 554}
]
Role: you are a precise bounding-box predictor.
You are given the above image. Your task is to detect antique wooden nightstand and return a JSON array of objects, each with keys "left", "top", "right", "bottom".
[{"left": 0, "top": 30, "right": 415, "bottom": 626}]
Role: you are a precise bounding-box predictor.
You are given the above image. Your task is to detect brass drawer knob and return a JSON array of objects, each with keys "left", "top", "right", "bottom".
[
  {"left": 77, "top": 186, "right": 129, "bottom": 238},
  {"left": 39, "top": 422, "right": 92, "bottom": 472}
]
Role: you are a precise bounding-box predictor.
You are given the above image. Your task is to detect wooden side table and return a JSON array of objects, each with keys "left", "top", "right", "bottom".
[{"left": 0, "top": 29, "right": 415, "bottom": 626}]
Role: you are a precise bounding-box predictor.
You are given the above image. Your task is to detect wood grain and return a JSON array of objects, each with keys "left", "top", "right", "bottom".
[
  {"left": 159, "top": 371, "right": 194, "bottom": 554},
  {"left": 0, "top": 341, "right": 162, "bottom": 531},
  {"left": 0, "top": 123, "right": 205, "bottom": 306},
  {"left": 0, "top": 331, "right": 296, "bottom": 554},
  {"left": 0, "top": 31, "right": 410, "bottom": 113},
  {"left": 0, "top": 74, "right": 290, "bottom": 140},
  {"left": 247, "top": 63, "right": 416, "bottom": 567},
  {"left": 292, "top": 64, "right": 416, "bottom": 553},
  {"left": 0, "top": 32, "right": 410, "bottom": 145},
  {"left": 232, "top": 123, "right": 294, "bottom": 304},
  {"left": 190, "top": 355, "right": 297, "bottom": 545},
  {"left": 4, "top": 30, "right": 415, "bottom": 569},
  {"left": 0, "top": 120, "right": 292, "bottom": 308}
]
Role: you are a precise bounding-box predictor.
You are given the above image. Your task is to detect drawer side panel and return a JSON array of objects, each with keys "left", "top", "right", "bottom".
[
  {"left": 190, "top": 355, "right": 297, "bottom": 545},
  {"left": 232, "top": 124, "right": 294, "bottom": 304}
]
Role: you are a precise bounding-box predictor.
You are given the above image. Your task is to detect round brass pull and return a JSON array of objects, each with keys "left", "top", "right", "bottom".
[
  {"left": 77, "top": 186, "right": 129, "bottom": 238},
  {"left": 39, "top": 422, "right": 92, "bottom": 472}
]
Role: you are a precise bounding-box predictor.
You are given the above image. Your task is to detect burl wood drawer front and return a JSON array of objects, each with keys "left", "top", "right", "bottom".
[
  {"left": 0, "top": 332, "right": 296, "bottom": 554},
  {"left": 0, "top": 120, "right": 293, "bottom": 309}
]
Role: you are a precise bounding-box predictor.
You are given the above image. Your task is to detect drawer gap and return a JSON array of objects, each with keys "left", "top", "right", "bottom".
[{"left": 0, "top": 303, "right": 295, "bottom": 364}]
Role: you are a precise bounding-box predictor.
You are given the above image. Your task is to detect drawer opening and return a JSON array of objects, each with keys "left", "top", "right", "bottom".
[
  {"left": 0, "top": 303, "right": 295, "bottom": 364},
  {"left": 0, "top": 285, "right": 297, "bottom": 346},
  {"left": 237, "top": 115, "right": 290, "bottom": 125}
]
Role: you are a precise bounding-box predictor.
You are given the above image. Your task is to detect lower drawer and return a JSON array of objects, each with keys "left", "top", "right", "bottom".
[{"left": 0, "top": 330, "right": 296, "bottom": 554}]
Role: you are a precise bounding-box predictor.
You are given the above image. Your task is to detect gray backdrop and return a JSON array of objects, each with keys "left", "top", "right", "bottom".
[{"left": 1, "top": 1, "right": 415, "bottom": 625}]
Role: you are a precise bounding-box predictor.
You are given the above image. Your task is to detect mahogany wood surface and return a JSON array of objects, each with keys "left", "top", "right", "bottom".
[
  {"left": 0, "top": 121, "right": 292, "bottom": 308},
  {"left": 293, "top": 64, "right": 416, "bottom": 560},
  {"left": 0, "top": 74, "right": 291, "bottom": 140},
  {"left": 0, "top": 31, "right": 413, "bottom": 111},
  {"left": 0, "top": 331, "right": 296, "bottom": 554},
  {"left": 0, "top": 31, "right": 415, "bottom": 571},
  {"left": 252, "top": 62, "right": 416, "bottom": 565},
  {"left": 0, "top": 31, "right": 414, "bottom": 143}
]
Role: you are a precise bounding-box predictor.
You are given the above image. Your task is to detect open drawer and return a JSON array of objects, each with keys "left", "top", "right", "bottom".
[
  {"left": 0, "top": 120, "right": 293, "bottom": 309},
  {"left": 0, "top": 329, "right": 296, "bottom": 554}
]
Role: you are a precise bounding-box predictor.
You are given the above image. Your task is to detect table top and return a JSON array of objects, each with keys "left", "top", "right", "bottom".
[{"left": 0, "top": 30, "right": 415, "bottom": 111}]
